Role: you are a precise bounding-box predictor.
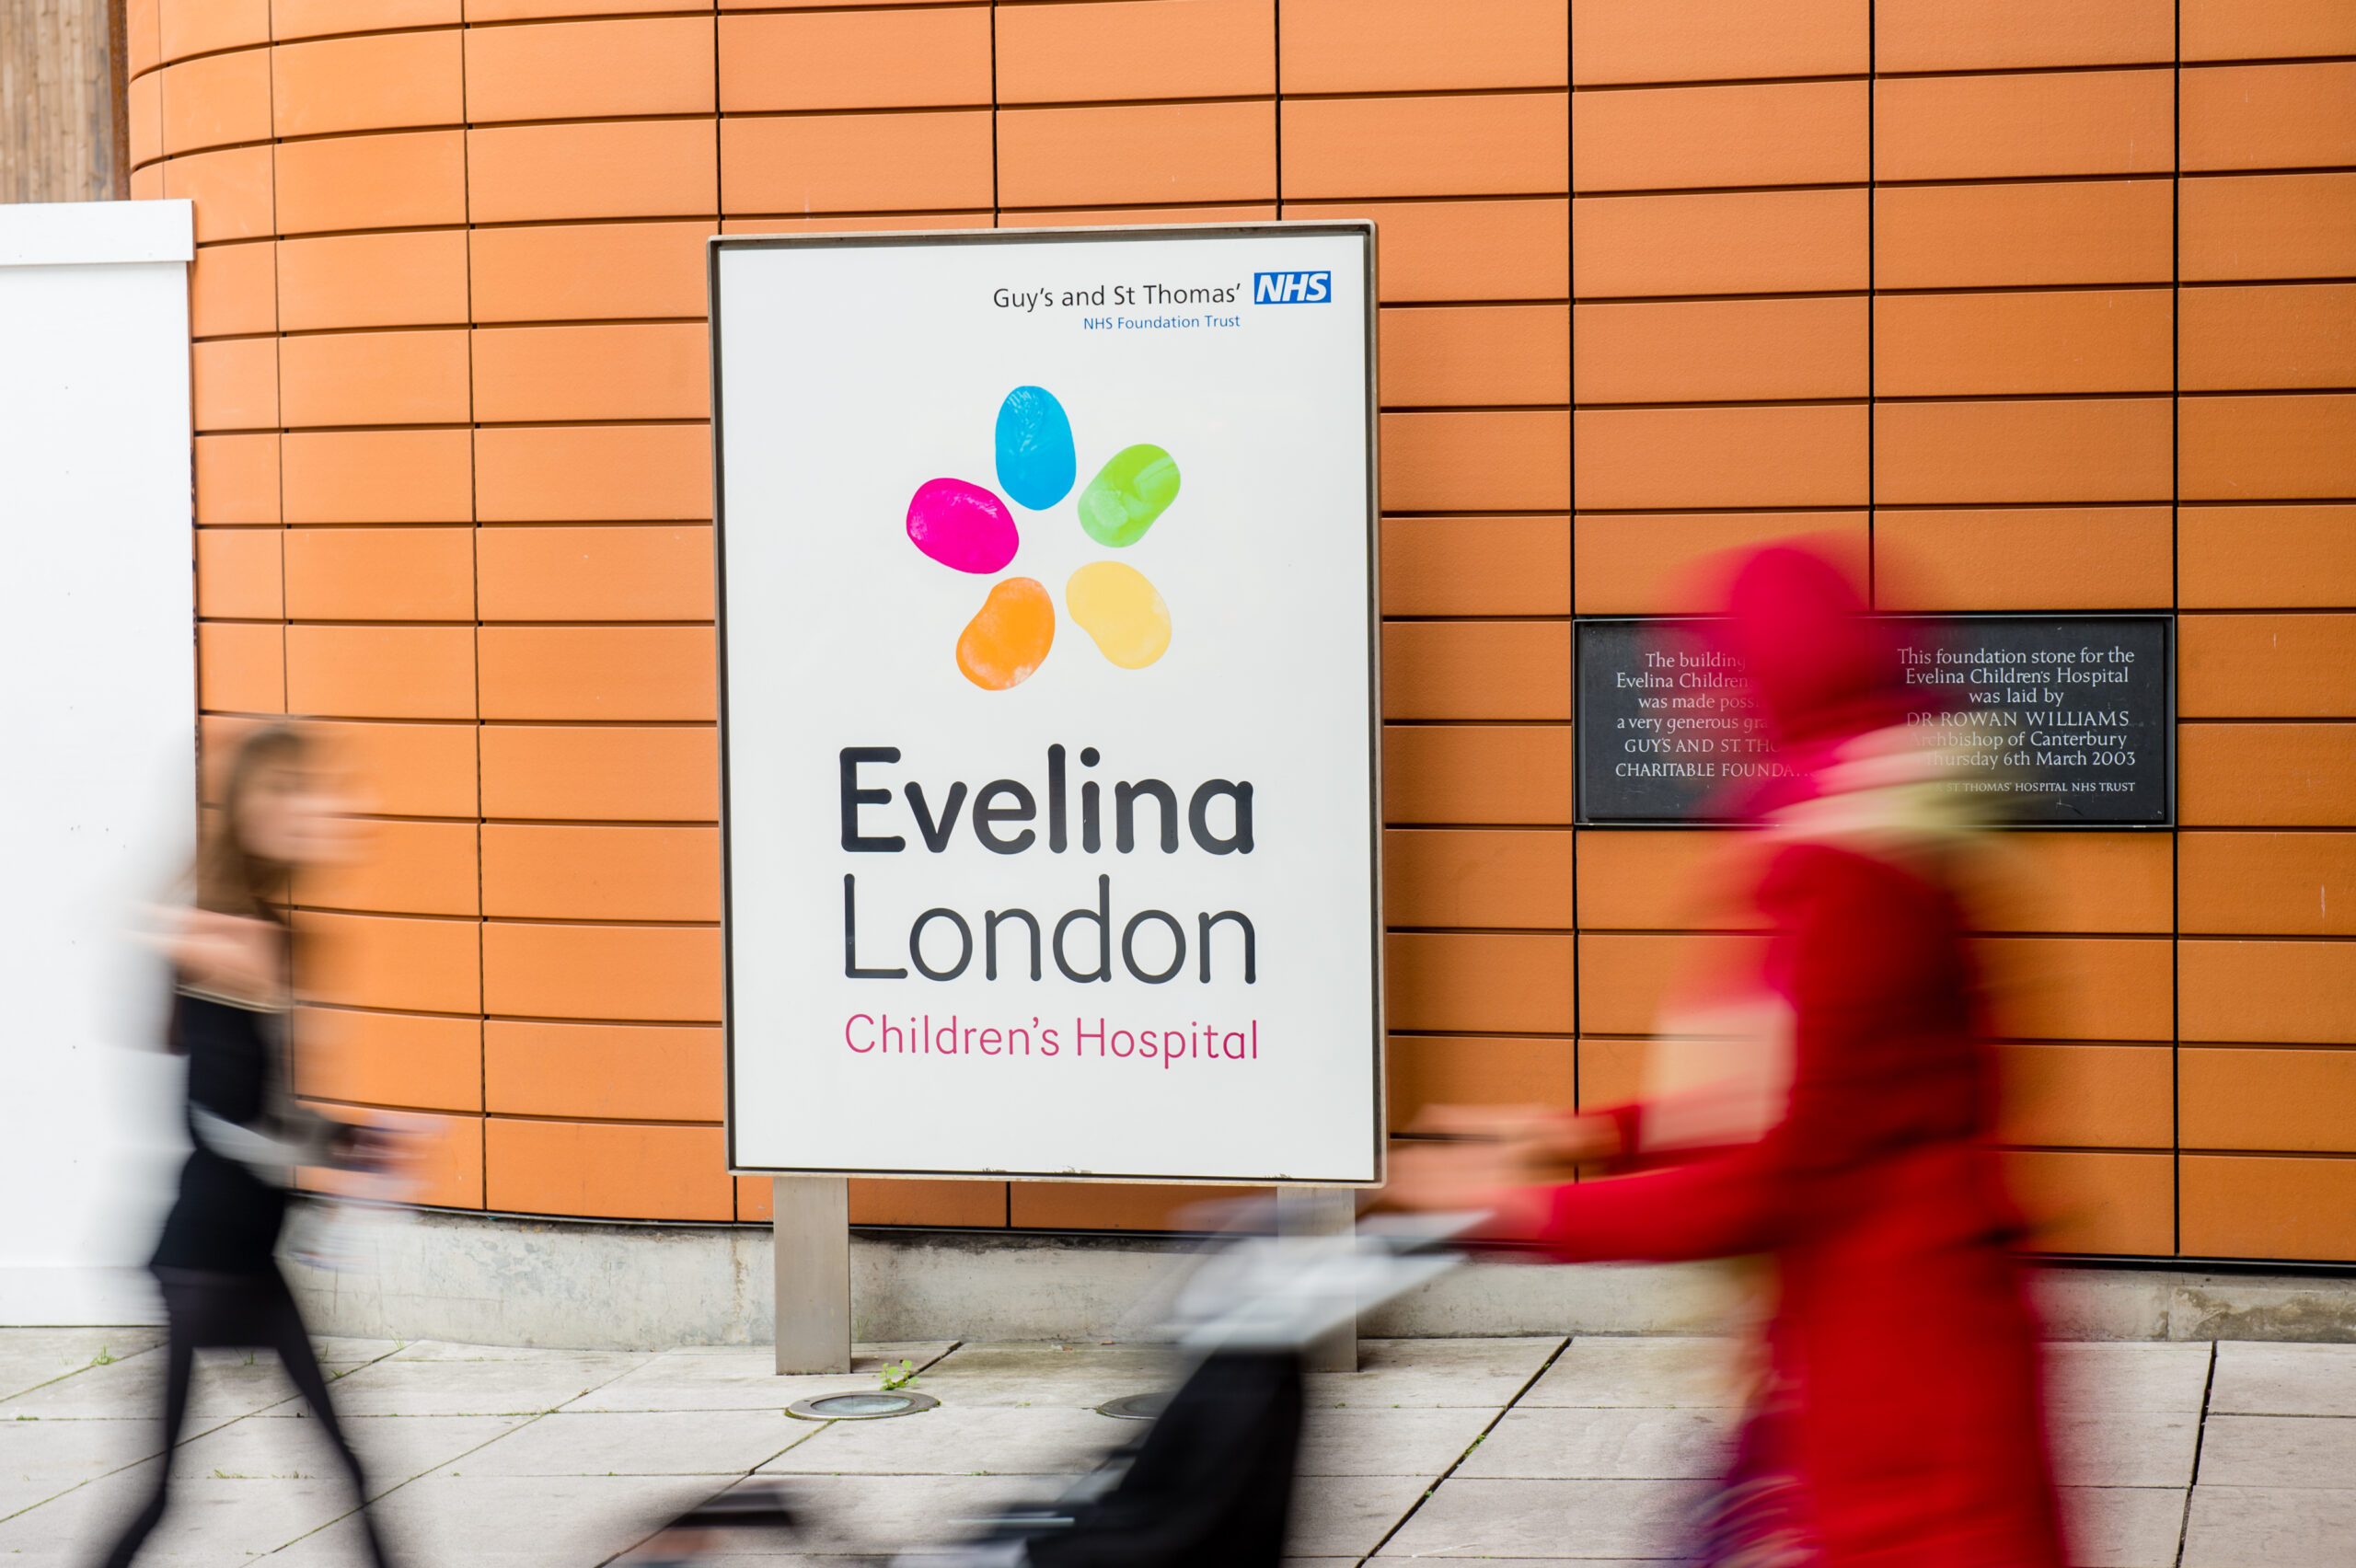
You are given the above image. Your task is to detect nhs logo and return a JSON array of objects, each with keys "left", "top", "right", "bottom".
[{"left": 1253, "top": 270, "right": 1333, "bottom": 305}]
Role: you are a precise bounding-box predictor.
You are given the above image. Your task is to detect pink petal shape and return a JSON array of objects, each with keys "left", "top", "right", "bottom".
[{"left": 907, "top": 478, "right": 1020, "bottom": 574}]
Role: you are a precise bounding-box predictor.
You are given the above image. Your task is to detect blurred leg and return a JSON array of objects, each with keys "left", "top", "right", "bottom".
[
  {"left": 93, "top": 1324, "right": 193, "bottom": 1568},
  {"left": 263, "top": 1289, "right": 392, "bottom": 1568}
]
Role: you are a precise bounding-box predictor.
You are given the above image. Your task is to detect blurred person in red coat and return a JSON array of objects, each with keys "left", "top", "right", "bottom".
[{"left": 1391, "top": 545, "right": 2066, "bottom": 1568}]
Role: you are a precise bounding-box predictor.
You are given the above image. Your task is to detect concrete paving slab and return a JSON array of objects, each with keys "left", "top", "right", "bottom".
[
  {"left": 2050, "top": 1409, "right": 2201, "bottom": 1488},
  {"left": 570, "top": 1343, "right": 953, "bottom": 1412},
  {"left": 0, "top": 1343, "right": 310, "bottom": 1421},
  {"left": 1519, "top": 1337, "right": 1745, "bottom": 1411},
  {"left": 1299, "top": 1404, "right": 1497, "bottom": 1476},
  {"left": 0, "top": 1416, "right": 152, "bottom": 1518},
  {"left": 2182, "top": 1483, "right": 2356, "bottom": 1568},
  {"left": 189, "top": 1411, "right": 526, "bottom": 1487},
  {"left": 324, "top": 1350, "right": 645, "bottom": 1416},
  {"left": 449, "top": 1409, "right": 813, "bottom": 1477},
  {"left": 2045, "top": 1341, "right": 2213, "bottom": 1413},
  {"left": 763, "top": 1401, "right": 1114, "bottom": 1477},
  {"left": 912, "top": 1342, "right": 1180, "bottom": 1408},
  {"left": 1378, "top": 1475, "right": 1713, "bottom": 1559},
  {"left": 2208, "top": 1341, "right": 2356, "bottom": 1417},
  {"left": 1457, "top": 1406, "right": 1734, "bottom": 1481},
  {"left": 2194, "top": 1413, "right": 2356, "bottom": 1488},
  {"left": 1287, "top": 1472, "right": 1430, "bottom": 1556},
  {"left": 1305, "top": 1337, "right": 1564, "bottom": 1410},
  {"left": 0, "top": 1455, "right": 360, "bottom": 1563},
  {"left": 354, "top": 1469, "right": 724, "bottom": 1565},
  {"left": 722, "top": 1470, "right": 1070, "bottom": 1553},
  {"left": 0, "top": 1330, "right": 166, "bottom": 1403},
  {"left": 2059, "top": 1485, "right": 2189, "bottom": 1568}
]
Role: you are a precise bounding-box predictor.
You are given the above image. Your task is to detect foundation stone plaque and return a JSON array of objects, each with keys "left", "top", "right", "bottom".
[{"left": 1576, "top": 616, "right": 2172, "bottom": 827}]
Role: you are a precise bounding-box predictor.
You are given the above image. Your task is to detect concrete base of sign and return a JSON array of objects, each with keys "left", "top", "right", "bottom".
[{"left": 266, "top": 1210, "right": 2356, "bottom": 1352}]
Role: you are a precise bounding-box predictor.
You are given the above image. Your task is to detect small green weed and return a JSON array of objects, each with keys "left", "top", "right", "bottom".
[
  {"left": 877, "top": 1358, "right": 920, "bottom": 1392},
  {"left": 89, "top": 1347, "right": 117, "bottom": 1366}
]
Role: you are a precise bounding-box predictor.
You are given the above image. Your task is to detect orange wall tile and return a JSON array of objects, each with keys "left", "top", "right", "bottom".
[
  {"left": 307, "top": 720, "right": 479, "bottom": 818},
  {"left": 1872, "top": 507, "right": 2174, "bottom": 612},
  {"left": 405, "top": 1112, "right": 484, "bottom": 1210},
  {"left": 1289, "top": 199, "right": 1567, "bottom": 303},
  {"left": 1385, "top": 931, "right": 1575, "bottom": 1033},
  {"left": 481, "top": 824, "right": 721, "bottom": 921},
  {"left": 2180, "top": 395, "right": 2356, "bottom": 502},
  {"left": 849, "top": 1179, "right": 1009, "bottom": 1228},
  {"left": 2179, "top": 722, "right": 2356, "bottom": 826},
  {"left": 1383, "top": 411, "right": 1570, "bottom": 512},
  {"left": 468, "top": 221, "right": 716, "bottom": 323},
  {"left": 2180, "top": 614, "right": 2356, "bottom": 719},
  {"left": 125, "top": 0, "right": 157, "bottom": 75},
  {"left": 2181, "top": 283, "right": 2356, "bottom": 391},
  {"left": 1389, "top": 1034, "right": 1577, "bottom": 1129},
  {"left": 1383, "top": 828, "right": 1576, "bottom": 929},
  {"left": 484, "top": 1020, "right": 722, "bottom": 1121},
  {"left": 2182, "top": 63, "right": 2356, "bottom": 173},
  {"left": 159, "top": 0, "right": 267, "bottom": 62},
  {"left": 1577, "top": 931, "right": 1768, "bottom": 1034},
  {"left": 160, "top": 49, "right": 271, "bottom": 158},
  {"left": 1380, "top": 517, "right": 1569, "bottom": 617},
  {"left": 721, "top": 111, "right": 995, "bottom": 215},
  {"left": 1576, "top": 1034, "right": 1645, "bottom": 1108},
  {"left": 481, "top": 921, "right": 722, "bottom": 1021},
  {"left": 2181, "top": 506, "right": 2356, "bottom": 610},
  {"left": 2183, "top": 1048, "right": 2356, "bottom": 1152},
  {"left": 1875, "top": 398, "right": 2172, "bottom": 505},
  {"left": 286, "top": 625, "right": 478, "bottom": 720},
  {"left": 197, "top": 528, "right": 283, "bottom": 620},
  {"left": 1876, "top": 70, "right": 2173, "bottom": 182},
  {"left": 1876, "top": 179, "right": 2172, "bottom": 289},
  {"left": 1963, "top": 833, "right": 2176, "bottom": 936},
  {"left": 1282, "top": 95, "right": 1567, "bottom": 202},
  {"left": 1573, "top": 81, "right": 1865, "bottom": 193},
  {"left": 720, "top": 7, "right": 990, "bottom": 112},
  {"left": 2003, "top": 1149, "right": 2174, "bottom": 1254},
  {"left": 996, "top": 0, "right": 1269, "bottom": 103},
  {"left": 271, "top": 30, "right": 465, "bottom": 140},
  {"left": 476, "top": 525, "right": 712, "bottom": 621},
  {"left": 1009, "top": 1183, "right": 1267, "bottom": 1232},
  {"left": 191, "top": 337, "right": 277, "bottom": 432},
  {"left": 163, "top": 144, "right": 275, "bottom": 242},
  {"left": 1874, "top": 290, "right": 2172, "bottom": 398},
  {"left": 467, "top": 17, "right": 717, "bottom": 122},
  {"left": 1576, "top": 189, "right": 1868, "bottom": 298},
  {"left": 278, "top": 230, "right": 469, "bottom": 332},
  {"left": 477, "top": 626, "right": 716, "bottom": 721},
  {"left": 273, "top": 0, "right": 457, "bottom": 40},
  {"left": 2181, "top": 1154, "right": 2356, "bottom": 1261},
  {"left": 1973, "top": 935, "right": 2174, "bottom": 1041},
  {"left": 1381, "top": 622, "right": 1570, "bottom": 721},
  {"left": 283, "top": 527, "right": 474, "bottom": 622},
  {"left": 1575, "top": 513, "right": 1868, "bottom": 616},
  {"left": 1576, "top": 297, "right": 1866, "bottom": 404},
  {"left": 472, "top": 324, "right": 709, "bottom": 424},
  {"left": 1571, "top": 0, "right": 1866, "bottom": 85},
  {"left": 999, "top": 101, "right": 1275, "bottom": 209},
  {"left": 2180, "top": 173, "right": 2356, "bottom": 282},
  {"left": 486, "top": 1119, "right": 731, "bottom": 1222},
  {"left": 296, "top": 910, "right": 481, "bottom": 1014},
  {"left": 476, "top": 424, "right": 706, "bottom": 527},
  {"left": 2180, "top": 833, "right": 2356, "bottom": 937},
  {"left": 273, "top": 131, "right": 466, "bottom": 235},
  {"left": 1381, "top": 306, "right": 1569, "bottom": 409},
  {"left": 2182, "top": 940, "right": 2356, "bottom": 1043},
  {"left": 128, "top": 70, "right": 161, "bottom": 167},
  {"left": 278, "top": 329, "right": 472, "bottom": 428},
  {"left": 1876, "top": 0, "right": 2173, "bottom": 71},
  {"left": 190, "top": 239, "right": 275, "bottom": 337},
  {"left": 1286, "top": 0, "right": 1564, "bottom": 93},
  {"left": 468, "top": 120, "right": 718, "bottom": 225},
  {"left": 1995, "top": 1043, "right": 2173, "bottom": 1149},
  {"left": 479, "top": 725, "right": 718, "bottom": 821},
  {"left": 197, "top": 433, "right": 282, "bottom": 524},
  {"left": 1575, "top": 829, "right": 1765, "bottom": 931},
  {"left": 1382, "top": 726, "right": 1573, "bottom": 824},
  {"left": 294, "top": 1006, "right": 481, "bottom": 1113},
  {"left": 297, "top": 818, "right": 479, "bottom": 917},
  {"left": 2182, "top": 0, "right": 2356, "bottom": 62},
  {"left": 1576, "top": 404, "right": 1868, "bottom": 511},
  {"left": 282, "top": 430, "right": 473, "bottom": 523},
  {"left": 199, "top": 621, "right": 283, "bottom": 712}
]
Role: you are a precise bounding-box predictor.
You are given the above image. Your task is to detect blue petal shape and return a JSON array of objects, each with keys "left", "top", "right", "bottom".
[{"left": 994, "top": 386, "right": 1077, "bottom": 511}]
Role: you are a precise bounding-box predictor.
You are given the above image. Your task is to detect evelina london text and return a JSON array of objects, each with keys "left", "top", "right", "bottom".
[{"left": 845, "top": 1014, "right": 1258, "bottom": 1068}]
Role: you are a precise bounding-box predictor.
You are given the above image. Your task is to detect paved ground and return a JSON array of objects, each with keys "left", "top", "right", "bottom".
[{"left": 0, "top": 1329, "right": 2346, "bottom": 1565}]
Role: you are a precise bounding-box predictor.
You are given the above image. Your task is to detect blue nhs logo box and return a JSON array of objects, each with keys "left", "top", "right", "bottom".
[{"left": 1253, "top": 270, "right": 1333, "bottom": 304}]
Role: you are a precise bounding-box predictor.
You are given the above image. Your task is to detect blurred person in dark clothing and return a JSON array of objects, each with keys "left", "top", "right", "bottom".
[
  {"left": 97, "top": 725, "right": 397, "bottom": 1568},
  {"left": 1392, "top": 547, "right": 2065, "bottom": 1568}
]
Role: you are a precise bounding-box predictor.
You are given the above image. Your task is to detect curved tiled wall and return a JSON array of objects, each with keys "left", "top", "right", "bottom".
[{"left": 139, "top": 0, "right": 2356, "bottom": 1256}]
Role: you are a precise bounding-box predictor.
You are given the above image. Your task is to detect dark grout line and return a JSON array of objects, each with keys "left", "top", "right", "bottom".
[{"left": 1356, "top": 1333, "right": 1576, "bottom": 1562}]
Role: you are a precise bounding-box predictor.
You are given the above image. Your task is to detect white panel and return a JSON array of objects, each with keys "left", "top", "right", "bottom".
[{"left": 0, "top": 199, "right": 193, "bottom": 267}]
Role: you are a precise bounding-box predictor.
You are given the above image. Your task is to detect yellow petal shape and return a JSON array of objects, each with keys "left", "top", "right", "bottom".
[
  {"left": 1065, "top": 560, "right": 1171, "bottom": 669},
  {"left": 956, "top": 577, "right": 1055, "bottom": 690}
]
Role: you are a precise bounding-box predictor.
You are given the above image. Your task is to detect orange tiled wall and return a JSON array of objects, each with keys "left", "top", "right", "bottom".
[{"left": 140, "top": 0, "right": 2356, "bottom": 1257}]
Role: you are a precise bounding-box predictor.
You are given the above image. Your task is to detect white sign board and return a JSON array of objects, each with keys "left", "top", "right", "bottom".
[{"left": 713, "top": 224, "right": 1380, "bottom": 1185}]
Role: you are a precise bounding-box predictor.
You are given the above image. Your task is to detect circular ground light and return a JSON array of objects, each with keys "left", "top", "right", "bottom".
[
  {"left": 788, "top": 1390, "right": 941, "bottom": 1422},
  {"left": 1095, "top": 1392, "right": 1169, "bottom": 1422}
]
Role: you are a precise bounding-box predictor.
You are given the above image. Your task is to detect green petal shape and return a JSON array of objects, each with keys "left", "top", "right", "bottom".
[{"left": 1077, "top": 444, "right": 1181, "bottom": 548}]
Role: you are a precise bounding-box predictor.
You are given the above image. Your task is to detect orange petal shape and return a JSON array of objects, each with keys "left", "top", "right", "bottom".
[{"left": 956, "top": 576, "right": 1056, "bottom": 691}]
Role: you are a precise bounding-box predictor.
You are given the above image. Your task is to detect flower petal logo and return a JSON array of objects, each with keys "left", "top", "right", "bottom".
[{"left": 905, "top": 386, "right": 1179, "bottom": 691}]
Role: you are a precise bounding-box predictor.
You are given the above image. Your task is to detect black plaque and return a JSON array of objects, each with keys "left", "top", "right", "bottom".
[{"left": 1575, "top": 616, "right": 2173, "bottom": 827}]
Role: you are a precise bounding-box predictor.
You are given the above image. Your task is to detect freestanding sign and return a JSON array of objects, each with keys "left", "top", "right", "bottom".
[{"left": 711, "top": 224, "right": 1382, "bottom": 1188}]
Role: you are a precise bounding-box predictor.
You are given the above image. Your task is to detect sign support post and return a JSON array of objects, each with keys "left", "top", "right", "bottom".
[
  {"left": 773, "top": 1176, "right": 851, "bottom": 1374},
  {"left": 1277, "top": 1186, "right": 1357, "bottom": 1372}
]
